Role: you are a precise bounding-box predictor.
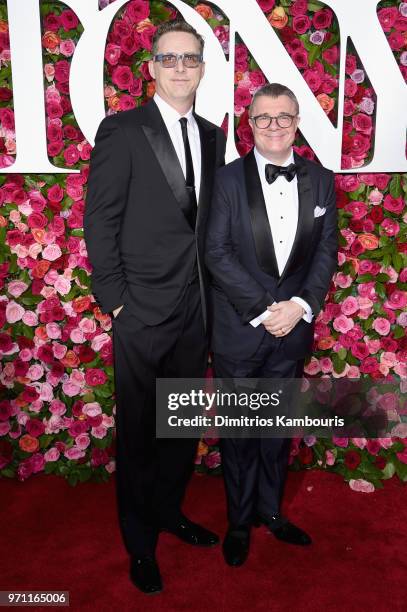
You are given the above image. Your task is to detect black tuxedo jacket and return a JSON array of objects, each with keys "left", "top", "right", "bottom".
[
  {"left": 84, "top": 99, "right": 226, "bottom": 327},
  {"left": 205, "top": 150, "right": 337, "bottom": 361}
]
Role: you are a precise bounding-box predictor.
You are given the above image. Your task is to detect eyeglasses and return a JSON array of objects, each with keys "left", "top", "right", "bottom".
[
  {"left": 250, "top": 114, "right": 298, "bottom": 129},
  {"left": 153, "top": 53, "right": 203, "bottom": 68}
]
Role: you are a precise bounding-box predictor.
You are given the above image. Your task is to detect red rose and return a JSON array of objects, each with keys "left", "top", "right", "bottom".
[
  {"left": 124, "top": 0, "right": 150, "bottom": 24},
  {"left": 139, "top": 26, "right": 156, "bottom": 51},
  {"left": 322, "top": 46, "right": 338, "bottom": 65},
  {"left": 360, "top": 357, "right": 379, "bottom": 374},
  {"left": 112, "top": 65, "right": 134, "bottom": 90},
  {"left": 312, "top": 8, "right": 333, "bottom": 30},
  {"left": 257, "top": 0, "right": 275, "bottom": 11},
  {"left": 352, "top": 113, "right": 372, "bottom": 135},
  {"left": 37, "top": 344, "right": 55, "bottom": 364},
  {"left": 85, "top": 368, "right": 108, "bottom": 386},
  {"left": 291, "top": 48, "right": 309, "bottom": 69},
  {"left": 77, "top": 345, "right": 97, "bottom": 363},
  {"left": 235, "top": 44, "right": 248, "bottom": 72},
  {"left": 0, "top": 400, "right": 12, "bottom": 421},
  {"left": 374, "top": 456, "right": 386, "bottom": 470},
  {"left": 0, "top": 439, "right": 13, "bottom": 469},
  {"left": 0, "top": 108, "right": 15, "bottom": 131},
  {"left": 290, "top": 0, "right": 307, "bottom": 16},
  {"left": 345, "top": 55, "right": 357, "bottom": 76},
  {"left": 21, "top": 386, "right": 40, "bottom": 403},
  {"left": 27, "top": 212, "right": 48, "bottom": 229},
  {"left": 47, "top": 184, "right": 64, "bottom": 202},
  {"left": 292, "top": 15, "right": 311, "bottom": 34},
  {"left": 54, "top": 60, "right": 70, "bottom": 83},
  {"left": 91, "top": 448, "right": 110, "bottom": 467},
  {"left": 377, "top": 7, "right": 398, "bottom": 32},
  {"left": 140, "top": 61, "right": 152, "bottom": 81},
  {"left": 0, "top": 87, "right": 12, "bottom": 101},
  {"left": 344, "top": 79, "right": 357, "bottom": 97},
  {"left": 46, "top": 101, "right": 63, "bottom": 120},
  {"left": 368, "top": 207, "right": 383, "bottom": 224},
  {"left": 25, "top": 419, "right": 45, "bottom": 438},
  {"left": 374, "top": 174, "right": 390, "bottom": 190},
  {"left": 383, "top": 195, "right": 404, "bottom": 214},
  {"left": 60, "top": 9, "right": 79, "bottom": 31},
  {"left": 120, "top": 32, "right": 141, "bottom": 56},
  {"left": 366, "top": 440, "right": 381, "bottom": 455},
  {"left": 344, "top": 450, "right": 361, "bottom": 470},
  {"left": 303, "top": 69, "right": 322, "bottom": 92},
  {"left": 298, "top": 446, "right": 313, "bottom": 465},
  {"left": 235, "top": 86, "right": 252, "bottom": 108},
  {"left": 44, "top": 13, "right": 61, "bottom": 31},
  {"left": 63, "top": 144, "right": 80, "bottom": 167}
]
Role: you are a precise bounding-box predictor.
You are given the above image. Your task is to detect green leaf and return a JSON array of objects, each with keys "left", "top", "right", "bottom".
[
  {"left": 393, "top": 326, "right": 405, "bottom": 340},
  {"left": 332, "top": 353, "right": 346, "bottom": 374},
  {"left": 395, "top": 458, "right": 407, "bottom": 482},
  {"left": 382, "top": 461, "right": 396, "bottom": 480},
  {"left": 389, "top": 175, "right": 402, "bottom": 198},
  {"left": 308, "top": 45, "right": 321, "bottom": 67}
]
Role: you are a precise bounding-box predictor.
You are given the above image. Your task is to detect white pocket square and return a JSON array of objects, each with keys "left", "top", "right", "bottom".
[{"left": 314, "top": 206, "right": 326, "bottom": 218}]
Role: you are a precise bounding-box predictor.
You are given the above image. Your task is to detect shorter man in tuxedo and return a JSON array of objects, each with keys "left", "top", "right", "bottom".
[{"left": 205, "top": 83, "right": 337, "bottom": 566}]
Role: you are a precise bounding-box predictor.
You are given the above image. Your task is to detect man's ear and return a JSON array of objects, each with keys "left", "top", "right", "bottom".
[{"left": 148, "top": 59, "right": 155, "bottom": 80}]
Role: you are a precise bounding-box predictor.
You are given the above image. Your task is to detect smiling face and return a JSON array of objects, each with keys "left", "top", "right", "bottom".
[
  {"left": 249, "top": 94, "right": 300, "bottom": 164},
  {"left": 148, "top": 32, "right": 205, "bottom": 113}
]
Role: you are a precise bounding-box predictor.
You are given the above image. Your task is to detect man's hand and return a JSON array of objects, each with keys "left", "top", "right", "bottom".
[
  {"left": 112, "top": 304, "right": 124, "bottom": 319},
  {"left": 261, "top": 301, "right": 304, "bottom": 337}
]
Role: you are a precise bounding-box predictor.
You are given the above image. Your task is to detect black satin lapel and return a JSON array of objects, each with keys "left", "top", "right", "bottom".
[
  {"left": 195, "top": 117, "right": 216, "bottom": 230},
  {"left": 141, "top": 123, "right": 192, "bottom": 229},
  {"left": 244, "top": 150, "right": 279, "bottom": 278},
  {"left": 278, "top": 153, "right": 315, "bottom": 285}
]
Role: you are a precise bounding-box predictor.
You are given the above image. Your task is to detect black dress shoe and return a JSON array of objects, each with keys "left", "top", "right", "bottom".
[
  {"left": 223, "top": 527, "right": 250, "bottom": 567},
  {"left": 255, "top": 513, "right": 312, "bottom": 546},
  {"left": 129, "top": 556, "right": 162, "bottom": 594},
  {"left": 160, "top": 516, "right": 219, "bottom": 547}
]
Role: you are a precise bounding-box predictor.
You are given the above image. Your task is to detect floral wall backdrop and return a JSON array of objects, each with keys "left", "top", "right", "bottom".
[{"left": 0, "top": 0, "right": 406, "bottom": 490}]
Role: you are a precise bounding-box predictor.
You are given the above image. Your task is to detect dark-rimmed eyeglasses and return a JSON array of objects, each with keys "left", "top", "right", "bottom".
[
  {"left": 153, "top": 53, "right": 203, "bottom": 68},
  {"left": 250, "top": 114, "right": 298, "bottom": 129}
]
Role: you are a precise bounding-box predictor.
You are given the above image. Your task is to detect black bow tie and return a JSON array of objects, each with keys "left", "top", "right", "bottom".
[{"left": 265, "top": 163, "right": 298, "bottom": 184}]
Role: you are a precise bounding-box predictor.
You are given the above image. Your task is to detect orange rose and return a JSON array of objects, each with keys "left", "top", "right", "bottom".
[
  {"left": 318, "top": 337, "right": 336, "bottom": 350},
  {"left": 359, "top": 233, "right": 379, "bottom": 250},
  {"left": 136, "top": 18, "right": 154, "bottom": 32},
  {"left": 19, "top": 434, "right": 39, "bottom": 453},
  {"left": 317, "top": 93, "right": 335, "bottom": 114},
  {"left": 61, "top": 350, "right": 80, "bottom": 368},
  {"left": 72, "top": 296, "right": 92, "bottom": 313},
  {"left": 268, "top": 7, "right": 288, "bottom": 29},
  {"left": 107, "top": 95, "right": 120, "bottom": 111},
  {"left": 32, "top": 259, "right": 51, "bottom": 279},
  {"left": 195, "top": 4, "right": 214, "bottom": 19},
  {"left": 93, "top": 306, "right": 111, "bottom": 326},
  {"left": 32, "top": 228, "right": 47, "bottom": 244},
  {"left": 42, "top": 31, "right": 60, "bottom": 51},
  {"left": 146, "top": 81, "right": 156, "bottom": 98},
  {"left": 197, "top": 441, "right": 209, "bottom": 457},
  {"left": 0, "top": 20, "right": 8, "bottom": 33},
  {"left": 235, "top": 71, "right": 244, "bottom": 84},
  {"left": 35, "top": 326, "right": 48, "bottom": 342},
  {"left": 0, "top": 215, "right": 7, "bottom": 228}
]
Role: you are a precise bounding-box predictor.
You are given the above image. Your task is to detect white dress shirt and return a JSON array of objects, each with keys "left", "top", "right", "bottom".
[
  {"left": 249, "top": 147, "right": 312, "bottom": 327},
  {"left": 154, "top": 93, "right": 201, "bottom": 202}
]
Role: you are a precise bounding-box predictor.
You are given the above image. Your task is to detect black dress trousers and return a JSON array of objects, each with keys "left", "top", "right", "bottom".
[
  {"left": 214, "top": 333, "right": 305, "bottom": 529},
  {"left": 112, "top": 280, "right": 207, "bottom": 557}
]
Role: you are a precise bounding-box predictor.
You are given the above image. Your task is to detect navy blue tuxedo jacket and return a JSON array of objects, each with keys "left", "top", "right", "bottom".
[{"left": 205, "top": 150, "right": 337, "bottom": 361}]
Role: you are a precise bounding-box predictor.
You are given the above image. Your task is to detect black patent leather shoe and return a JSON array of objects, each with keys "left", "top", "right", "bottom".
[
  {"left": 129, "top": 556, "right": 162, "bottom": 594},
  {"left": 160, "top": 516, "right": 219, "bottom": 547},
  {"left": 222, "top": 528, "right": 250, "bottom": 567},
  {"left": 254, "top": 513, "right": 312, "bottom": 546}
]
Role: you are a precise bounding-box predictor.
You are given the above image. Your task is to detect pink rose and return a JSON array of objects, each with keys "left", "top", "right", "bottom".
[
  {"left": 368, "top": 189, "right": 383, "bottom": 205},
  {"left": 345, "top": 201, "right": 368, "bottom": 220},
  {"left": 341, "top": 296, "right": 359, "bottom": 316},
  {"left": 257, "top": 0, "right": 275, "bottom": 11},
  {"left": 6, "top": 301, "right": 25, "bottom": 324},
  {"left": 235, "top": 86, "right": 252, "bottom": 108},
  {"left": 119, "top": 94, "right": 136, "bottom": 111},
  {"left": 333, "top": 315, "right": 354, "bottom": 333},
  {"left": 303, "top": 357, "right": 320, "bottom": 375},
  {"left": 42, "top": 244, "right": 62, "bottom": 261},
  {"left": 383, "top": 195, "right": 404, "bottom": 214},
  {"left": 385, "top": 290, "right": 407, "bottom": 310},
  {"left": 75, "top": 433, "right": 90, "bottom": 450},
  {"left": 344, "top": 79, "right": 357, "bottom": 97},
  {"left": 380, "top": 218, "right": 399, "bottom": 237},
  {"left": 8, "top": 280, "right": 28, "bottom": 297},
  {"left": 49, "top": 399, "right": 66, "bottom": 415},
  {"left": 291, "top": 48, "right": 309, "bottom": 69},
  {"left": 83, "top": 402, "right": 102, "bottom": 417},
  {"left": 54, "top": 60, "right": 70, "bottom": 83},
  {"left": 377, "top": 7, "right": 398, "bottom": 32},
  {"left": 319, "top": 357, "right": 333, "bottom": 373},
  {"left": 60, "top": 39, "right": 75, "bottom": 57},
  {"left": 70, "top": 328, "right": 85, "bottom": 344},
  {"left": 0, "top": 108, "right": 15, "bottom": 131},
  {"left": 91, "top": 425, "right": 107, "bottom": 439},
  {"left": 332, "top": 436, "right": 349, "bottom": 448},
  {"left": 374, "top": 174, "right": 390, "bottom": 190},
  {"left": 85, "top": 368, "right": 107, "bottom": 386},
  {"left": 345, "top": 55, "right": 357, "bottom": 75},
  {"left": 64, "top": 447, "right": 86, "bottom": 460},
  {"left": 235, "top": 44, "right": 248, "bottom": 71},
  {"left": 105, "top": 43, "right": 121, "bottom": 66},
  {"left": 352, "top": 113, "right": 372, "bottom": 135},
  {"left": 63, "top": 144, "right": 80, "bottom": 166},
  {"left": 290, "top": 0, "right": 307, "bottom": 16},
  {"left": 303, "top": 69, "right": 322, "bottom": 92},
  {"left": 325, "top": 450, "right": 335, "bottom": 465},
  {"left": 44, "top": 448, "right": 60, "bottom": 462},
  {"left": 349, "top": 479, "right": 374, "bottom": 493}
]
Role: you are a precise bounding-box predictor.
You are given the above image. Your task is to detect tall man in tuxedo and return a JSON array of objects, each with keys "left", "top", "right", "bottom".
[
  {"left": 84, "top": 20, "right": 226, "bottom": 593},
  {"left": 205, "top": 83, "right": 337, "bottom": 567}
]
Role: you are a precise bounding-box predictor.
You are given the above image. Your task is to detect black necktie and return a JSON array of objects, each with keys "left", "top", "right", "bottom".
[
  {"left": 179, "top": 117, "right": 197, "bottom": 228},
  {"left": 265, "top": 163, "right": 298, "bottom": 185}
]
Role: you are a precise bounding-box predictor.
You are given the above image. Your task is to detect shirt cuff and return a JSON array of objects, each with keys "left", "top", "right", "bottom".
[
  {"left": 249, "top": 309, "right": 272, "bottom": 328},
  {"left": 291, "top": 297, "right": 313, "bottom": 323}
]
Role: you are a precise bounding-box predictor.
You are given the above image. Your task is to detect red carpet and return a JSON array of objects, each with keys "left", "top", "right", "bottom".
[{"left": 1, "top": 470, "right": 406, "bottom": 611}]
